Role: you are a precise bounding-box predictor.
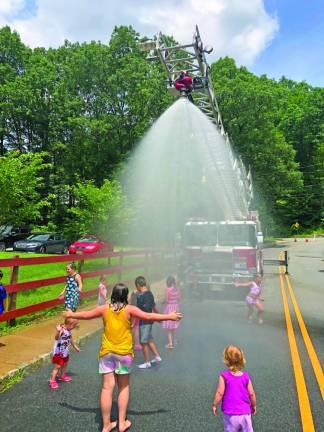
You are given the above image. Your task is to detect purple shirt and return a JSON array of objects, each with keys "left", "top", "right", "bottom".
[{"left": 221, "top": 370, "right": 252, "bottom": 415}]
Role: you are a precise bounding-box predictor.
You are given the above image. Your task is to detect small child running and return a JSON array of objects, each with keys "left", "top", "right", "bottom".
[
  {"left": 212, "top": 345, "right": 256, "bottom": 432},
  {"left": 49, "top": 317, "right": 80, "bottom": 389},
  {"left": 235, "top": 275, "right": 264, "bottom": 324},
  {"left": 162, "top": 276, "right": 181, "bottom": 349},
  {"left": 64, "top": 282, "right": 182, "bottom": 432}
]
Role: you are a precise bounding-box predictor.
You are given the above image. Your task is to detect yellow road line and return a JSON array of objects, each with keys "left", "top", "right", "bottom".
[
  {"left": 279, "top": 268, "right": 315, "bottom": 431},
  {"left": 285, "top": 273, "right": 324, "bottom": 399}
]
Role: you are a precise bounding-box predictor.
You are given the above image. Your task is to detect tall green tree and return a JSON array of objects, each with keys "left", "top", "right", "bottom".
[{"left": 0, "top": 151, "right": 51, "bottom": 225}]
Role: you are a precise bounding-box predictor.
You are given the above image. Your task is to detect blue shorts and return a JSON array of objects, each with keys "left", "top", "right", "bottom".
[
  {"left": 99, "top": 353, "right": 133, "bottom": 375},
  {"left": 139, "top": 324, "right": 153, "bottom": 344}
]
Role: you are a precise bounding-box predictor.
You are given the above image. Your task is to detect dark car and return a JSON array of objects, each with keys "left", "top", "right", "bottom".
[
  {"left": 0, "top": 224, "right": 31, "bottom": 251},
  {"left": 13, "top": 232, "right": 69, "bottom": 254}
]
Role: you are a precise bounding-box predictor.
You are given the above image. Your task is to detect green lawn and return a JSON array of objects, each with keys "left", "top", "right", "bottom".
[{"left": 0, "top": 251, "right": 157, "bottom": 333}]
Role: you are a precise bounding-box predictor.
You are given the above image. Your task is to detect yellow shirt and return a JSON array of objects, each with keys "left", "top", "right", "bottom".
[{"left": 99, "top": 305, "right": 134, "bottom": 358}]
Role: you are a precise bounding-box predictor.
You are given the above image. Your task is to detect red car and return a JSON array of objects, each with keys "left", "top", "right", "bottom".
[{"left": 68, "top": 236, "right": 113, "bottom": 255}]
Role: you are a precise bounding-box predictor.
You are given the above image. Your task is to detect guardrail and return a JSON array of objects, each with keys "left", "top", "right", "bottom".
[
  {"left": 0, "top": 249, "right": 174, "bottom": 325},
  {"left": 263, "top": 250, "right": 289, "bottom": 274}
]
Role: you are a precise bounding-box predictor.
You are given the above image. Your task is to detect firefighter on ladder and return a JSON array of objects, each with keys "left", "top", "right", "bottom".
[{"left": 174, "top": 70, "right": 194, "bottom": 102}]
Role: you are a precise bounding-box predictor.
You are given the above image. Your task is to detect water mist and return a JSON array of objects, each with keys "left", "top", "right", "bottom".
[{"left": 122, "top": 97, "right": 248, "bottom": 247}]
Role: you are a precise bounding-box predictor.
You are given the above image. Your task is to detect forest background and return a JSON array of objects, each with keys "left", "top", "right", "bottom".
[{"left": 0, "top": 25, "right": 323, "bottom": 242}]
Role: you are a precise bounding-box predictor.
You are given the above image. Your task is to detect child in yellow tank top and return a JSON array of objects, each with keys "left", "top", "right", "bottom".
[{"left": 64, "top": 283, "right": 182, "bottom": 432}]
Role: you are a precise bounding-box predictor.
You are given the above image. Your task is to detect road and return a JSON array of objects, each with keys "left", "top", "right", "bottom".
[{"left": 1, "top": 239, "right": 324, "bottom": 431}]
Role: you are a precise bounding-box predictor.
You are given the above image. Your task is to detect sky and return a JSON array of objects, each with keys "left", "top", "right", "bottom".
[{"left": 0, "top": 0, "right": 323, "bottom": 86}]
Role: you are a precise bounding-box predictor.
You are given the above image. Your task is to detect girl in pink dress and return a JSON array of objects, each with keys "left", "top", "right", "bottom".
[{"left": 162, "top": 276, "right": 181, "bottom": 349}]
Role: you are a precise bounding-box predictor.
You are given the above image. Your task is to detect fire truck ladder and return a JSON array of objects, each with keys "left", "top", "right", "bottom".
[{"left": 140, "top": 26, "right": 254, "bottom": 212}]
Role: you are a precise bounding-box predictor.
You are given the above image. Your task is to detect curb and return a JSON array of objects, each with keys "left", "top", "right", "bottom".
[{"left": 0, "top": 326, "right": 101, "bottom": 392}]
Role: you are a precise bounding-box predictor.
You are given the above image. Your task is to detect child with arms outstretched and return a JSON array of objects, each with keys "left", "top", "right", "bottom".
[
  {"left": 212, "top": 345, "right": 256, "bottom": 432},
  {"left": 235, "top": 275, "right": 264, "bottom": 324},
  {"left": 49, "top": 317, "right": 80, "bottom": 389},
  {"left": 64, "top": 282, "right": 182, "bottom": 432}
]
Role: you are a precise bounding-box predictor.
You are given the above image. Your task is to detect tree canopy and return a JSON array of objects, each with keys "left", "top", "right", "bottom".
[{"left": 0, "top": 25, "right": 322, "bottom": 237}]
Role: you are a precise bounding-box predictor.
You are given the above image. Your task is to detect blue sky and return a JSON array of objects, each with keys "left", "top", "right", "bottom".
[
  {"left": 253, "top": 0, "right": 324, "bottom": 85},
  {"left": 0, "top": 1, "right": 323, "bottom": 87}
]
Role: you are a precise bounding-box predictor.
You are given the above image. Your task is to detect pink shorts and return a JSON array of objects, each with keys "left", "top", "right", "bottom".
[
  {"left": 246, "top": 296, "right": 257, "bottom": 305},
  {"left": 99, "top": 352, "right": 133, "bottom": 375},
  {"left": 223, "top": 414, "right": 253, "bottom": 432}
]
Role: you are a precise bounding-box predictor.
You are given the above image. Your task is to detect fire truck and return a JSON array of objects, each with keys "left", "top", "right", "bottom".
[
  {"left": 180, "top": 216, "right": 263, "bottom": 293},
  {"left": 140, "top": 27, "right": 264, "bottom": 293}
]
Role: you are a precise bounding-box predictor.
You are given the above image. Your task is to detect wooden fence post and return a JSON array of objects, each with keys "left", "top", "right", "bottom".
[
  {"left": 7, "top": 255, "right": 19, "bottom": 327},
  {"left": 78, "top": 259, "right": 84, "bottom": 274},
  {"left": 118, "top": 251, "right": 123, "bottom": 282}
]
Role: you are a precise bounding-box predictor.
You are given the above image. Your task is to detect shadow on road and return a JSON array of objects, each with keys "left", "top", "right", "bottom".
[{"left": 59, "top": 402, "right": 170, "bottom": 430}]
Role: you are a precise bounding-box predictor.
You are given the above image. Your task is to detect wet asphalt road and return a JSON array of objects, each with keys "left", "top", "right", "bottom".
[{"left": 1, "top": 239, "right": 324, "bottom": 432}]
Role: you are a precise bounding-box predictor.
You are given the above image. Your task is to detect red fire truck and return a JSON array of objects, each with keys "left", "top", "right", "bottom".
[{"left": 180, "top": 217, "right": 263, "bottom": 294}]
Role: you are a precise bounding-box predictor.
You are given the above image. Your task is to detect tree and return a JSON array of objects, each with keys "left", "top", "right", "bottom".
[
  {"left": 64, "top": 179, "right": 132, "bottom": 242},
  {"left": 210, "top": 57, "right": 305, "bottom": 232},
  {"left": 0, "top": 151, "right": 51, "bottom": 224}
]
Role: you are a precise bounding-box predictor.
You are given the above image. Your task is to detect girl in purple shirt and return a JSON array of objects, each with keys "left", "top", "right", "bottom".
[
  {"left": 212, "top": 345, "right": 256, "bottom": 432},
  {"left": 235, "top": 275, "right": 264, "bottom": 324}
]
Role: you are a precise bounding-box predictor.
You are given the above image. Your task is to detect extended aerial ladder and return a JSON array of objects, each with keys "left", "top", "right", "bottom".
[{"left": 140, "top": 26, "right": 254, "bottom": 215}]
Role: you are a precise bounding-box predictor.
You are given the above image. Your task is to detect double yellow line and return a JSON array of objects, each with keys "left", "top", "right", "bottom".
[{"left": 279, "top": 256, "right": 324, "bottom": 431}]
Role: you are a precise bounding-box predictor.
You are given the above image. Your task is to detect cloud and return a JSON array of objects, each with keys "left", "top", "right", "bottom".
[
  {"left": 0, "top": 0, "right": 278, "bottom": 66},
  {"left": 137, "top": 0, "right": 279, "bottom": 65},
  {"left": 0, "top": 0, "right": 25, "bottom": 16}
]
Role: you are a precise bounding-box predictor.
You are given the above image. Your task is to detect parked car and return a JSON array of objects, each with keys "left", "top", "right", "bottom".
[
  {"left": 68, "top": 235, "right": 113, "bottom": 255},
  {"left": 13, "top": 232, "right": 69, "bottom": 254},
  {"left": 0, "top": 224, "right": 31, "bottom": 251}
]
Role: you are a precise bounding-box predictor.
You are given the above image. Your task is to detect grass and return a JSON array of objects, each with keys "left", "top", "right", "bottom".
[
  {"left": 0, "top": 251, "right": 170, "bottom": 334},
  {"left": 0, "top": 369, "right": 25, "bottom": 393}
]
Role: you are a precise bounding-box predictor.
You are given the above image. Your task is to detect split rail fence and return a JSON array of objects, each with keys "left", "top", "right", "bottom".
[{"left": 0, "top": 249, "right": 174, "bottom": 325}]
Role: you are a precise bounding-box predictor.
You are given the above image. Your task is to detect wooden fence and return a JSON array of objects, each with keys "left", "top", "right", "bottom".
[{"left": 0, "top": 249, "right": 174, "bottom": 324}]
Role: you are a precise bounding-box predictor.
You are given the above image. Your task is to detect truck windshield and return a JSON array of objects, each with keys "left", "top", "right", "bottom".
[
  {"left": 184, "top": 224, "right": 217, "bottom": 247},
  {"left": 218, "top": 224, "right": 256, "bottom": 247}
]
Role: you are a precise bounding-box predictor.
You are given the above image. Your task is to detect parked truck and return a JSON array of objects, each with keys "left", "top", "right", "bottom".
[{"left": 180, "top": 216, "right": 263, "bottom": 295}]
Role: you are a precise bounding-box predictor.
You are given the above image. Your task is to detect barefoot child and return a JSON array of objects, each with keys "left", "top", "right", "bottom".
[
  {"left": 64, "top": 282, "right": 182, "bottom": 432},
  {"left": 162, "top": 276, "right": 181, "bottom": 349},
  {"left": 49, "top": 317, "right": 80, "bottom": 389},
  {"left": 235, "top": 275, "right": 264, "bottom": 324},
  {"left": 212, "top": 345, "right": 256, "bottom": 432}
]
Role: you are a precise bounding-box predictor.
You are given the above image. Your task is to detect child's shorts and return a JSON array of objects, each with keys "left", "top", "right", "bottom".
[
  {"left": 223, "top": 414, "right": 253, "bottom": 432},
  {"left": 52, "top": 354, "right": 69, "bottom": 366},
  {"left": 139, "top": 324, "right": 153, "bottom": 344},
  {"left": 99, "top": 353, "right": 133, "bottom": 375}
]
